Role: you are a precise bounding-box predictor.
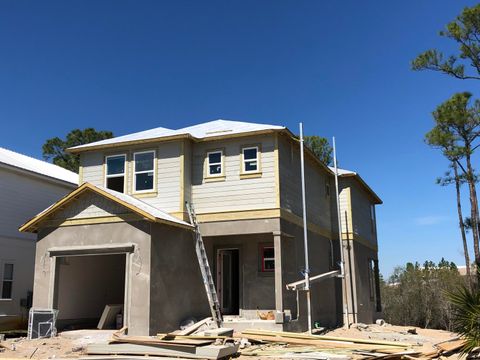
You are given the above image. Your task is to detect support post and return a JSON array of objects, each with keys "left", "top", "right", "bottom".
[{"left": 273, "top": 231, "right": 284, "bottom": 323}]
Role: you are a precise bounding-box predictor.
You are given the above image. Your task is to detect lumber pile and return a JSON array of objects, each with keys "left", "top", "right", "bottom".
[
  {"left": 236, "top": 329, "right": 465, "bottom": 359},
  {"left": 85, "top": 326, "right": 239, "bottom": 360}
]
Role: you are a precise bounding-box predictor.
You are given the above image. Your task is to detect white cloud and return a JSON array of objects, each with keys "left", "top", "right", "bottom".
[{"left": 414, "top": 215, "right": 448, "bottom": 226}]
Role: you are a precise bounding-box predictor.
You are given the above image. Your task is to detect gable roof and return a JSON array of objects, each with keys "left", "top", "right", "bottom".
[
  {"left": 19, "top": 182, "right": 193, "bottom": 233},
  {"left": 0, "top": 147, "right": 78, "bottom": 185},
  {"left": 68, "top": 119, "right": 285, "bottom": 153},
  {"left": 329, "top": 166, "right": 382, "bottom": 204}
]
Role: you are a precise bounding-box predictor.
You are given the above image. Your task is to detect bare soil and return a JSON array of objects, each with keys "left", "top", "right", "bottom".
[{"left": 0, "top": 324, "right": 461, "bottom": 359}]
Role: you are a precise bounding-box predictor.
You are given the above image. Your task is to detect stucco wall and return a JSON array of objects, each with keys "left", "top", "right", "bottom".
[
  {"left": 350, "top": 241, "right": 381, "bottom": 324},
  {"left": 203, "top": 234, "right": 276, "bottom": 312},
  {"left": 149, "top": 223, "right": 210, "bottom": 333},
  {"left": 280, "top": 219, "right": 342, "bottom": 330},
  {"left": 33, "top": 221, "right": 152, "bottom": 335}
]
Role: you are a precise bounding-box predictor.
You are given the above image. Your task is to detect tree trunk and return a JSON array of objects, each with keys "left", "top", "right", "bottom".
[
  {"left": 464, "top": 152, "right": 480, "bottom": 267},
  {"left": 453, "top": 162, "right": 472, "bottom": 281}
]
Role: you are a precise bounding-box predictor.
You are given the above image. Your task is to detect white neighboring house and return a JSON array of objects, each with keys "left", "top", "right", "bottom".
[{"left": 0, "top": 147, "right": 77, "bottom": 329}]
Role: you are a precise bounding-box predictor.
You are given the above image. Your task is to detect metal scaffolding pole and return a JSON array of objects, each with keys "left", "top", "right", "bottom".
[
  {"left": 333, "top": 137, "right": 350, "bottom": 328},
  {"left": 299, "top": 123, "right": 312, "bottom": 334}
]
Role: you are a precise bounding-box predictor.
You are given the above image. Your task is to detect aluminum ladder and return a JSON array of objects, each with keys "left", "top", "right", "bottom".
[{"left": 186, "top": 202, "right": 223, "bottom": 328}]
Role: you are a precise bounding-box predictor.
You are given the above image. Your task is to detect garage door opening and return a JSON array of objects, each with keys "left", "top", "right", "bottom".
[{"left": 53, "top": 253, "right": 126, "bottom": 331}]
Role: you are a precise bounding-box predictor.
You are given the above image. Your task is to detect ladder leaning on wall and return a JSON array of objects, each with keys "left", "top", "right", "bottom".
[{"left": 185, "top": 202, "right": 223, "bottom": 328}]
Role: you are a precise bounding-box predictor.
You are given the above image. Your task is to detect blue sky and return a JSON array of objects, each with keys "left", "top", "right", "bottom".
[{"left": 1, "top": 1, "right": 478, "bottom": 276}]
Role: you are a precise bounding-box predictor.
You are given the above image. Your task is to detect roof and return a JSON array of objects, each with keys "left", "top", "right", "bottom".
[
  {"left": 0, "top": 147, "right": 78, "bottom": 185},
  {"left": 19, "top": 182, "right": 193, "bottom": 233},
  {"left": 329, "top": 166, "right": 382, "bottom": 204},
  {"left": 68, "top": 119, "right": 285, "bottom": 152}
]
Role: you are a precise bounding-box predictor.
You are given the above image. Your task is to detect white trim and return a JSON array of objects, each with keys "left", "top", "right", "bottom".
[
  {"left": 207, "top": 150, "right": 224, "bottom": 177},
  {"left": 105, "top": 154, "right": 127, "bottom": 193},
  {"left": 242, "top": 146, "right": 259, "bottom": 174},
  {"left": 133, "top": 150, "right": 156, "bottom": 194}
]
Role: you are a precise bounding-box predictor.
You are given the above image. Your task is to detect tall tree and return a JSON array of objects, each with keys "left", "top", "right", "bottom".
[
  {"left": 436, "top": 164, "right": 471, "bottom": 280},
  {"left": 412, "top": 4, "right": 480, "bottom": 80},
  {"left": 304, "top": 136, "right": 333, "bottom": 165},
  {"left": 43, "top": 128, "right": 113, "bottom": 172},
  {"left": 426, "top": 93, "right": 480, "bottom": 265}
]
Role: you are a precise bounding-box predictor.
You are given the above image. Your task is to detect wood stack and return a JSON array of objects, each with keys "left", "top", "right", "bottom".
[{"left": 85, "top": 326, "right": 239, "bottom": 360}]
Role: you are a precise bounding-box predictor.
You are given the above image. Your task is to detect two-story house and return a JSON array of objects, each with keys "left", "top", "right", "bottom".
[
  {"left": 20, "top": 120, "right": 382, "bottom": 335},
  {"left": 0, "top": 147, "right": 77, "bottom": 330}
]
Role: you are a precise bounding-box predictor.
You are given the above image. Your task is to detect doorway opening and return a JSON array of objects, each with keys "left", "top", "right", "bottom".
[
  {"left": 216, "top": 249, "right": 240, "bottom": 315},
  {"left": 53, "top": 253, "right": 126, "bottom": 330}
]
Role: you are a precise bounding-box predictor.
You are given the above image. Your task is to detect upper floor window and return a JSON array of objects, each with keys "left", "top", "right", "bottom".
[
  {"left": 207, "top": 150, "right": 223, "bottom": 177},
  {"left": 242, "top": 146, "right": 259, "bottom": 173},
  {"left": 1, "top": 263, "right": 13, "bottom": 299},
  {"left": 370, "top": 205, "right": 376, "bottom": 236},
  {"left": 105, "top": 154, "right": 126, "bottom": 193},
  {"left": 134, "top": 150, "right": 155, "bottom": 192}
]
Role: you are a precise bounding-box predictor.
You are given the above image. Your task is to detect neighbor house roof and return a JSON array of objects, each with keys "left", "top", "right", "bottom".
[
  {"left": 0, "top": 147, "right": 78, "bottom": 185},
  {"left": 68, "top": 119, "right": 285, "bottom": 153},
  {"left": 329, "top": 166, "right": 382, "bottom": 204},
  {"left": 19, "top": 182, "right": 193, "bottom": 233}
]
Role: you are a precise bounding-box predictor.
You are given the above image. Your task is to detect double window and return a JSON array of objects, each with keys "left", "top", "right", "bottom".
[
  {"left": 242, "top": 146, "right": 259, "bottom": 173},
  {"left": 105, "top": 155, "right": 126, "bottom": 193},
  {"left": 133, "top": 151, "right": 155, "bottom": 192},
  {"left": 105, "top": 151, "right": 155, "bottom": 193},
  {"left": 207, "top": 150, "right": 223, "bottom": 177},
  {"left": 1, "top": 263, "right": 13, "bottom": 299}
]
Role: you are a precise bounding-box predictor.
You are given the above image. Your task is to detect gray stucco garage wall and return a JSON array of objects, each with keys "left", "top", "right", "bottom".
[
  {"left": 149, "top": 223, "right": 210, "bottom": 334},
  {"left": 33, "top": 221, "right": 152, "bottom": 335}
]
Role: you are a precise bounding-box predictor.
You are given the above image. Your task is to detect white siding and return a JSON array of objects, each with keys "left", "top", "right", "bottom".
[
  {"left": 51, "top": 192, "right": 128, "bottom": 220},
  {"left": 0, "top": 167, "right": 75, "bottom": 240},
  {"left": 80, "top": 142, "right": 182, "bottom": 213},
  {"left": 191, "top": 135, "right": 277, "bottom": 213},
  {"left": 0, "top": 166, "right": 75, "bottom": 316}
]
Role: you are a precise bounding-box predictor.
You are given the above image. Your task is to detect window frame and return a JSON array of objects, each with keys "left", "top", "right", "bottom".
[
  {"left": 104, "top": 154, "right": 127, "bottom": 193},
  {"left": 133, "top": 150, "right": 156, "bottom": 194},
  {"left": 241, "top": 146, "right": 260, "bottom": 174},
  {"left": 206, "top": 149, "right": 224, "bottom": 178},
  {"left": 1, "top": 262, "right": 14, "bottom": 300},
  {"left": 261, "top": 246, "right": 275, "bottom": 272}
]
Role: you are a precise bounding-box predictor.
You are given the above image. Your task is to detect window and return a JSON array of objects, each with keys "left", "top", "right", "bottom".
[
  {"left": 207, "top": 150, "right": 223, "bottom": 176},
  {"left": 105, "top": 155, "right": 126, "bottom": 193},
  {"left": 368, "top": 259, "right": 375, "bottom": 300},
  {"left": 370, "top": 205, "right": 376, "bottom": 236},
  {"left": 1, "top": 263, "right": 13, "bottom": 299},
  {"left": 325, "top": 182, "right": 331, "bottom": 198},
  {"left": 261, "top": 246, "right": 275, "bottom": 272},
  {"left": 368, "top": 259, "right": 382, "bottom": 312},
  {"left": 134, "top": 151, "right": 155, "bottom": 192},
  {"left": 242, "top": 146, "right": 259, "bottom": 173}
]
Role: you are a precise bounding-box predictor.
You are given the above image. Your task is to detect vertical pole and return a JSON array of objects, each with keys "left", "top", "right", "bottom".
[
  {"left": 299, "top": 123, "right": 312, "bottom": 334},
  {"left": 333, "top": 137, "right": 349, "bottom": 328}
]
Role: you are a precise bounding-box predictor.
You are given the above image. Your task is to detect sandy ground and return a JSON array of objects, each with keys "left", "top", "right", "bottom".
[{"left": 0, "top": 324, "right": 461, "bottom": 359}]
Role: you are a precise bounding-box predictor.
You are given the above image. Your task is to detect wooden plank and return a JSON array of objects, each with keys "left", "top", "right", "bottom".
[
  {"left": 174, "top": 317, "right": 212, "bottom": 336},
  {"left": 235, "top": 333, "right": 408, "bottom": 351},
  {"left": 98, "top": 304, "right": 123, "bottom": 330},
  {"left": 86, "top": 342, "right": 239, "bottom": 360},
  {"left": 241, "top": 329, "right": 414, "bottom": 348}
]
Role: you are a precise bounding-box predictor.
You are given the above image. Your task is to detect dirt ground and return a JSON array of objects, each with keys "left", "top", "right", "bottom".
[{"left": 0, "top": 324, "right": 461, "bottom": 359}]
